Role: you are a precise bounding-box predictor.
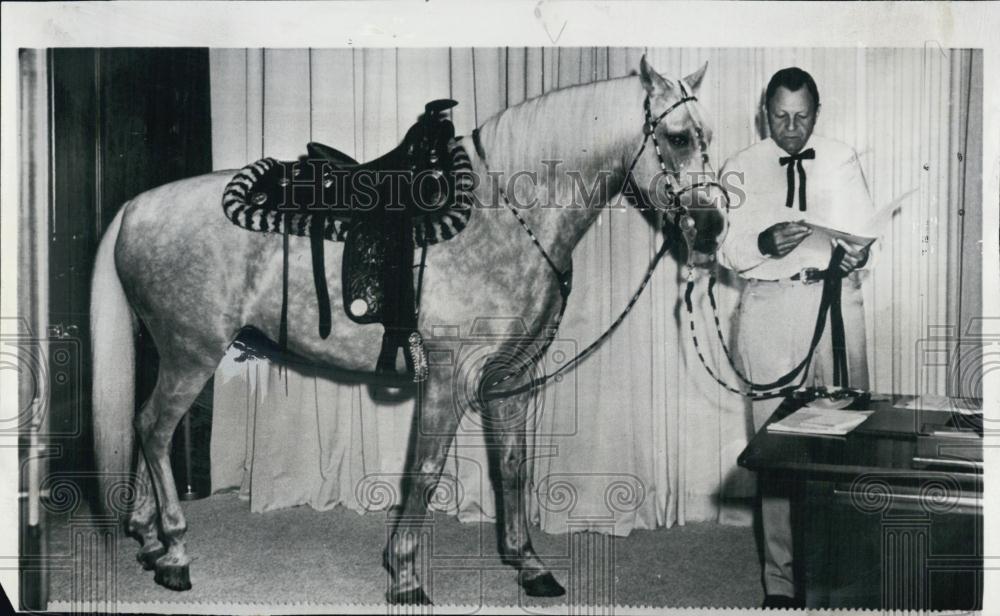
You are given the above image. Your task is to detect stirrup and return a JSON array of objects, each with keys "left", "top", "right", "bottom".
[
  {"left": 369, "top": 330, "right": 421, "bottom": 403},
  {"left": 375, "top": 330, "right": 427, "bottom": 383}
]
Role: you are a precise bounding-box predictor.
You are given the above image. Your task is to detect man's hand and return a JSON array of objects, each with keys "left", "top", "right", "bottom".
[
  {"left": 757, "top": 221, "right": 812, "bottom": 257},
  {"left": 833, "top": 238, "right": 870, "bottom": 274}
]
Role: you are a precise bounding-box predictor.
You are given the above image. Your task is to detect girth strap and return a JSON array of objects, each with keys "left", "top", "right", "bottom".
[{"left": 279, "top": 215, "right": 290, "bottom": 351}]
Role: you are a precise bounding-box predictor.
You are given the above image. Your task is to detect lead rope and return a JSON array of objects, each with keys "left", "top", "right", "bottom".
[
  {"left": 683, "top": 274, "right": 803, "bottom": 401},
  {"left": 682, "top": 246, "right": 848, "bottom": 400}
]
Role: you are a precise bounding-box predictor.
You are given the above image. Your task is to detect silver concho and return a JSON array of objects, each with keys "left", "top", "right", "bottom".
[
  {"left": 408, "top": 332, "right": 429, "bottom": 382},
  {"left": 350, "top": 299, "right": 369, "bottom": 317}
]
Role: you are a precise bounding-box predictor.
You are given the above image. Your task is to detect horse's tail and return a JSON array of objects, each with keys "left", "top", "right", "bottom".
[{"left": 90, "top": 207, "right": 137, "bottom": 514}]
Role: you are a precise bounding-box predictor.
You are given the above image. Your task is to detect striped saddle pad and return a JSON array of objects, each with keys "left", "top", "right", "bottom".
[{"left": 220, "top": 140, "right": 475, "bottom": 248}]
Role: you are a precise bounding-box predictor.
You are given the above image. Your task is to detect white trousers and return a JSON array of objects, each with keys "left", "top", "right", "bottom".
[{"left": 736, "top": 273, "right": 869, "bottom": 597}]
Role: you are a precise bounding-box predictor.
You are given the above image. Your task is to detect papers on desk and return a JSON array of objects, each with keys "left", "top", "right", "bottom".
[
  {"left": 894, "top": 394, "right": 983, "bottom": 415},
  {"left": 767, "top": 407, "right": 874, "bottom": 437}
]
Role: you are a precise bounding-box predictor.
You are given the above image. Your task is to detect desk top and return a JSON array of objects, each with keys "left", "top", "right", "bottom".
[{"left": 737, "top": 392, "right": 983, "bottom": 491}]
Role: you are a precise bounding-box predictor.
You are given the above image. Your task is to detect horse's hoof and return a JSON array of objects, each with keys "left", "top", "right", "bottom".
[
  {"left": 137, "top": 546, "right": 167, "bottom": 571},
  {"left": 154, "top": 564, "right": 192, "bottom": 591},
  {"left": 519, "top": 571, "right": 566, "bottom": 597},
  {"left": 386, "top": 587, "right": 433, "bottom": 605}
]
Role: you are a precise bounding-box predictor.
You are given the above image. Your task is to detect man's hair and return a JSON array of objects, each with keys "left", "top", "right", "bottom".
[{"left": 765, "top": 67, "right": 820, "bottom": 111}]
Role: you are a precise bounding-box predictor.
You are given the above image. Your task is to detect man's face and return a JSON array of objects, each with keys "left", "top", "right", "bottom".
[{"left": 766, "top": 86, "right": 817, "bottom": 155}]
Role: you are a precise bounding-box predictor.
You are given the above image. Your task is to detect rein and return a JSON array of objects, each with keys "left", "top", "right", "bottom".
[
  {"left": 682, "top": 246, "right": 849, "bottom": 400},
  {"left": 472, "top": 86, "right": 723, "bottom": 401}
]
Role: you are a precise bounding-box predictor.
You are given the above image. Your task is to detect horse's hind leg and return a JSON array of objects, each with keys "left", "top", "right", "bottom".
[
  {"left": 134, "top": 356, "right": 220, "bottom": 591},
  {"left": 128, "top": 453, "right": 164, "bottom": 570},
  {"left": 484, "top": 389, "right": 566, "bottom": 597}
]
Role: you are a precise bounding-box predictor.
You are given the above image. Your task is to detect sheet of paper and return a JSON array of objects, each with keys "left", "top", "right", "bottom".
[
  {"left": 894, "top": 394, "right": 983, "bottom": 415},
  {"left": 767, "top": 409, "right": 874, "bottom": 436},
  {"left": 799, "top": 188, "right": 917, "bottom": 244},
  {"left": 800, "top": 222, "right": 876, "bottom": 247}
]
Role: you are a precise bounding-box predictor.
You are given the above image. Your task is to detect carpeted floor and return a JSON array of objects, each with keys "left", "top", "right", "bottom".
[{"left": 48, "top": 492, "right": 762, "bottom": 610}]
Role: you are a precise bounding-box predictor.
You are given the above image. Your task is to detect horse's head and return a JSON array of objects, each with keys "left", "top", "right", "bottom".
[{"left": 629, "top": 56, "right": 728, "bottom": 261}]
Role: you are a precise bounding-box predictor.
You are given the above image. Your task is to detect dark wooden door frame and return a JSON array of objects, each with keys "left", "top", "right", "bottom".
[{"left": 33, "top": 47, "right": 214, "bottom": 610}]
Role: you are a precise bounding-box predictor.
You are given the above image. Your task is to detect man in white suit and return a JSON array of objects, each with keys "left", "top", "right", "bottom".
[{"left": 718, "top": 67, "right": 874, "bottom": 609}]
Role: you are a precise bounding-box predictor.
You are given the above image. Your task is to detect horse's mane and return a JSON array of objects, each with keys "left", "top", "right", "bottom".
[{"left": 477, "top": 75, "right": 644, "bottom": 206}]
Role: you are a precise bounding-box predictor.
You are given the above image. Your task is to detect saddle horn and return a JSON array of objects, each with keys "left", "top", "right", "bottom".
[
  {"left": 305, "top": 141, "right": 359, "bottom": 167},
  {"left": 425, "top": 99, "right": 458, "bottom": 116}
]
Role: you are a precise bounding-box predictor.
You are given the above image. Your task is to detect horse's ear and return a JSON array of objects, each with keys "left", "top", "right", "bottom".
[
  {"left": 683, "top": 62, "right": 709, "bottom": 94},
  {"left": 639, "top": 54, "right": 675, "bottom": 97}
]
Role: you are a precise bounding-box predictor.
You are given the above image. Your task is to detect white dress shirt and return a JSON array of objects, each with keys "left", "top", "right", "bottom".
[{"left": 718, "top": 134, "right": 875, "bottom": 279}]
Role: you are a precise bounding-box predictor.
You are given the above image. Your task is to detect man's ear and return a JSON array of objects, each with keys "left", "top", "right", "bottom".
[
  {"left": 639, "top": 55, "right": 674, "bottom": 97},
  {"left": 683, "top": 62, "right": 709, "bottom": 94}
]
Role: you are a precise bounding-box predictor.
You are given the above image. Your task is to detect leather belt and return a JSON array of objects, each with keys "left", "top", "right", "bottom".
[
  {"left": 790, "top": 267, "right": 829, "bottom": 284},
  {"left": 749, "top": 267, "right": 833, "bottom": 285}
]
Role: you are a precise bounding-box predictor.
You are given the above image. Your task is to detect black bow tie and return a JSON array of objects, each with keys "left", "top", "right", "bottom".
[{"left": 778, "top": 148, "right": 815, "bottom": 211}]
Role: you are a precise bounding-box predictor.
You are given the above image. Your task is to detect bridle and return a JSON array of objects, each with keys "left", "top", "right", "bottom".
[
  {"left": 477, "top": 84, "right": 729, "bottom": 401},
  {"left": 625, "top": 80, "right": 730, "bottom": 252}
]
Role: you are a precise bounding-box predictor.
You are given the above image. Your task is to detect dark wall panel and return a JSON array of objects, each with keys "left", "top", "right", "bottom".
[{"left": 48, "top": 48, "right": 213, "bottom": 479}]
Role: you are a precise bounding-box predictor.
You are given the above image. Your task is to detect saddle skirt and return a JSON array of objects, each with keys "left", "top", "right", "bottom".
[{"left": 221, "top": 140, "right": 475, "bottom": 248}]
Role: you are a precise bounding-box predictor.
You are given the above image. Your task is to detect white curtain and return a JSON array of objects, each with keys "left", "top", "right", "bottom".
[{"left": 207, "top": 47, "right": 979, "bottom": 534}]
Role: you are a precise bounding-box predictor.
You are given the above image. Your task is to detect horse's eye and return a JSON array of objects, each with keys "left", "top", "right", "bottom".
[{"left": 667, "top": 134, "right": 689, "bottom": 148}]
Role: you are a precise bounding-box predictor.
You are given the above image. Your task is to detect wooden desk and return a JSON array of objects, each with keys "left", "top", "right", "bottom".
[{"left": 738, "top": 393, "right": 982, "bottom": 610}]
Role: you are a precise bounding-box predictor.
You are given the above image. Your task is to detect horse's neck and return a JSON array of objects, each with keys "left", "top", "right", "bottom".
[{"left": 477, "top": 76, "right": 644, "bottom": 270}]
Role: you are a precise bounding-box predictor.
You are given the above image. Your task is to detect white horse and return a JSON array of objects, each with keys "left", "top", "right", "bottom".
[{"left": 91, "top": 56, "right": 727, "bottom": 604}]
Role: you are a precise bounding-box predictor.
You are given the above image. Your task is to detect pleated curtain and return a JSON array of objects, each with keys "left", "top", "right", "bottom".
[{"left": 207, "top": 47, "right": 978, "bottom": 534}]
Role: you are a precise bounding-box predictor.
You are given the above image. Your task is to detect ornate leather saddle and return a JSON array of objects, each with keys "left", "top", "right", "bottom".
[{"left": 222, "top": 100, "right": 474, "bottom": 389}]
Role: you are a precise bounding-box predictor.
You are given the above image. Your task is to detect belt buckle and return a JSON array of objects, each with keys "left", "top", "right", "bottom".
[{"left": 799, "top": 267, "right": 821, "bottom": 285}]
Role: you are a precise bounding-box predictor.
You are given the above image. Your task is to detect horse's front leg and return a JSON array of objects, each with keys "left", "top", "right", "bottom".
[
  {"left": 384, "top": 366, "right": 465, "bottom": 605},
  {"left": 484, "top": 385, "right": 566, "bottom": 597}
]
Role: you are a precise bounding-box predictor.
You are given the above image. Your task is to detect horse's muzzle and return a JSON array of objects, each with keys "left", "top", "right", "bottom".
[{"left": 676, "top": 181, "right": 729, "bottom": 256}]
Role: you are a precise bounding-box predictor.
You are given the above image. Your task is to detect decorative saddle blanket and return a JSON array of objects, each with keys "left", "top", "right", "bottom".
[{"left": 220, "top": 99, "right": 475, "bottom": 389}]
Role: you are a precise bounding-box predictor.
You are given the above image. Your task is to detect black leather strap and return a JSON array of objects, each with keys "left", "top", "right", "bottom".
[
  {"left": 829, "top": 269, "right": 848, "bottom": 386},
  {"left": 310, "top": 213, "right": 332, "bottom": 339},
  {"left": 279, "top": 213, "right": 290, "bottom": 352}
]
